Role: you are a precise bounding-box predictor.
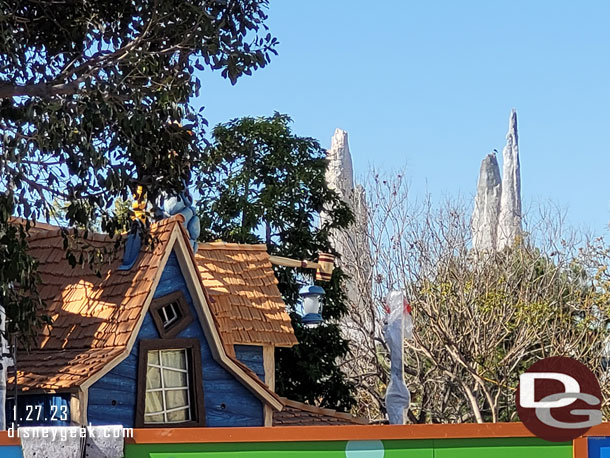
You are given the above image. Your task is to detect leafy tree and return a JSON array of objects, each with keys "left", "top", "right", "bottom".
[
  {"left": 196, "top": 113, "right": 356, "bottom": 410},
  {"left": 0, "top": 0, "right": 277, "bottom": 344}
]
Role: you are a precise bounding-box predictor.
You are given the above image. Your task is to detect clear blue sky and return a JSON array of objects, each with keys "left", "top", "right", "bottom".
[{"left": 194, "top": 1, "right": 610, "bottom": 234}]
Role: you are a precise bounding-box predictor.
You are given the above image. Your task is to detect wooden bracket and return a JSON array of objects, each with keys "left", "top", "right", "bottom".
[{"left": 269, "top": 252, "right": 335, "bottom": 281}]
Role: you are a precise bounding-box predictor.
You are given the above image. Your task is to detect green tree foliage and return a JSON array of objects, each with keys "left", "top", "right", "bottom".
[
  {"left": 0, "top": 196, "right": 48, "bottom": 345},
  {"left": 196, "top": 113, "right": 356, "bottom": 410},
  {"left": 0, "top": 0, "right": 277, "bottom": 344},
  {"left": 407, "top": 244, "right": 610, "bottom": 423}
]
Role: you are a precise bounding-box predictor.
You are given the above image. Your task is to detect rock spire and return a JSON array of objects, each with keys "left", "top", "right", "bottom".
[
  {"left": 326, "top": 128, "right": 354, "bottom": 199},
  {"left": 472, "top": 153, "right": 502, "bottom": 251},
  {"left": 323, "top": 128, "right": 372, "bottom": 314},
  {"left": 496, "top": 109, "right": 522, "bottom": 249},
  {"left": 472, "top": 109, "right": 522, "bottom": 251}
]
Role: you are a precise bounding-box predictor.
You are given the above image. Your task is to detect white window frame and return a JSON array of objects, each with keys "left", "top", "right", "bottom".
[{"left": 159, "top": 302, "right": 180, "bottom": 329}]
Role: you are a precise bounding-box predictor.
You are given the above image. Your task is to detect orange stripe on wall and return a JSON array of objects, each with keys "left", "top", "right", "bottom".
[
  {"left": 0, "top": 422, "right": 606, "bottom": 450},
  {"left": 128, "top": 422, "right": 536, "bottom": 444},
  {"left": 0, "top": 433, "right": 21, "bottom": 446},
  {"left": 573, "top": 436, "right": 588, "bottom": 458},
  {"left": 586, "top": 423, "right": 610, "bottom": 436}
]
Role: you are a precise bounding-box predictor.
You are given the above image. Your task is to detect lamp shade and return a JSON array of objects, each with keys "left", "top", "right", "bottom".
[
  {"left": 299, "top": 285, "right": 325, "bottom": 327},
  {"left": 299, "top": 285, "right": 326, "bottom": 297}
]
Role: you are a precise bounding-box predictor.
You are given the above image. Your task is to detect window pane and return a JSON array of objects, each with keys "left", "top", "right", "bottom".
[
  {"left": 144, "top": 413, "right": 164, "bottom": 424},
  {"left": 161, "top": 349, "right": 187, "bottom": 370},
  {"left": 142, "top": 345, "right": 195, "bottom": 426},
  {"left": 165, "top": 389, "right": 189, "bottom": 410},
  {"left": 167, "top": 408, "right": 189, "bottom": 423},
  {"left": 148, "top": 350, "right": 159, "bottom": 365},
  {"left": 163, "top": 369, "right": 187, "bottom": 388},
  {"left": 145, "top": 391, "right": 163, "bottom": 414},
  {"left": 146, "top": 366, "right": 161, "bottom": 390}
]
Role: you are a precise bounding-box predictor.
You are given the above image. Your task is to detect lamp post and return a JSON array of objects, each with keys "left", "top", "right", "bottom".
[{"left": 299, "top": 285, "right": 325, "bottom": 327}]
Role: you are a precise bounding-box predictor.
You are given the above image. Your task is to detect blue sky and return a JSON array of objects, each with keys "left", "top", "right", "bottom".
[{"left": 194, "top": 1, "right": 610, "bottom": 234}]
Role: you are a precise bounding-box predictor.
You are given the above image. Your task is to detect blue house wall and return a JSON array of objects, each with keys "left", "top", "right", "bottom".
[
  {"left": 234, "top": 345, "right": 265, "bottom": 383},
  {"left": 87, "top": 251, "right": 264, "bottom": 427},
  {"left": 7, "top": 394, "right": 71, "bottom": 427}
]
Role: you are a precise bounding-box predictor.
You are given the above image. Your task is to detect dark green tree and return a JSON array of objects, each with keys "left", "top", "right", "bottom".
[
  {"left": 196, "top": 113, "right": 356, "bottom": 410},
  {"left": 0, "top": 0, "right": 277, "bottom": 344}
]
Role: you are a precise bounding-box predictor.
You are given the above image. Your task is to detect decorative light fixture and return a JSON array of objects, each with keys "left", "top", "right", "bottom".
[{"left": 299, "top": 285, "right": 326, "bottom": 327}]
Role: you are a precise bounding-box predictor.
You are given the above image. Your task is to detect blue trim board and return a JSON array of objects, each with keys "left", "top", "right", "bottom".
[
  {"left": 588, "top": 437, "right": 610, "bottom": 458},
  {"left": 235, "top": 345, "right": 265, "bottom": 383},
  {"left": 0, "top": 446, "right": 22, "bottom": 458}
]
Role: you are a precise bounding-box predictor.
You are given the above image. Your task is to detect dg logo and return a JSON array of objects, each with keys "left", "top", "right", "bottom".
[{"left": 516, "top": 356, "right": 602, "bottom": 442}]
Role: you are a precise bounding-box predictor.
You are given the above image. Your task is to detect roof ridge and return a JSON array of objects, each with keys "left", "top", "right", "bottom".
[
  {"left": 22, "top": 346, "right": 125, "bottom": 353},
  {"left": 24, "top": 214, "right": 185, "bottom": 243},
  {"left": 26, "top": 227, "right": 67, "bottom": 242},
  {"left": 198, "top": 241, "right": 268, "bottom": 251},
  {"left": 10, "top": 217, "right": 63, "bottom": 232}
]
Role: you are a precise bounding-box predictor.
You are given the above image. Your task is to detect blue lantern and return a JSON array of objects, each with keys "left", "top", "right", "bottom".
[{"left": 299, "top": 285, "right": 326, "bottom": 327}]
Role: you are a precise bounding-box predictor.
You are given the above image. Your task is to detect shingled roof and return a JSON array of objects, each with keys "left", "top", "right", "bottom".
[
  {"left": 13, "top": 217, "right": 176, "bottom": 392},
  {"left": 195, "top": 242, "right": 298, "bottom": 353},
  {"left": 8, "top": 216, "right": 293, "bottom": 411},
  {"left": 273, "top": 398, "right": 368, "bottom": 426}
]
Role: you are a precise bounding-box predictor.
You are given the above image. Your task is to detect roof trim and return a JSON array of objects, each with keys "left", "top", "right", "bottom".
[{"left": 198, "top": 241, "right": 269, "bottom": 251}]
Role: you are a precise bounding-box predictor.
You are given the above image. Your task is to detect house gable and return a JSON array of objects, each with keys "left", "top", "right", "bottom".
[
  {"left": 87, "top": 251, "right": 265, "bottom": 427},
  {"left": 13, "top": 216, "right": 286, "bottom": 427}
]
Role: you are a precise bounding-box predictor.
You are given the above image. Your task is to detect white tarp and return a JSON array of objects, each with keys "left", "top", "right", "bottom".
[{"left": 383, "top": 290, "right": 413, "bottom": 424}]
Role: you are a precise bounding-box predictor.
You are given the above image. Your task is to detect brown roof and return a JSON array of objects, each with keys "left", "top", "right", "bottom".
[
  {"left": 9, "top": 217, "right": 63, "bottom": 235},
  {"left": 195, "top": 242, "right": 298, "bottom": 350},
  {"left": 12, "top": 217, "right": 176, "bottom": 391},
  {"left": 273, "top": 398, "right": 368, "bottom": 426},
  {"left": 16, "top": 347, "right": 125, "bottom": 392}
]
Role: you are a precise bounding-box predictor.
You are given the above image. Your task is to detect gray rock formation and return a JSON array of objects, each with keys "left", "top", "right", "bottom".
[
  {"left": 324, "top": 129, "right": 372, "bottom": 316},
  {"left": 472, "top": 153, "right": 502, "bottom": 251},
  {"left": 472, "top": 109, "right": 523, "bottom": 252},
  {"left": 497, "top": 109, "right": 522, "bottom": 249},
  {"left": 326, "top": 128, "right": 354, "bottom": 199}
]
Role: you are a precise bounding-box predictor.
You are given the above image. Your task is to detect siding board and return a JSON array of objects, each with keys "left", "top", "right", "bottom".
[{"left": 234, "top": 345, "right": 265, "bottom": 382}]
